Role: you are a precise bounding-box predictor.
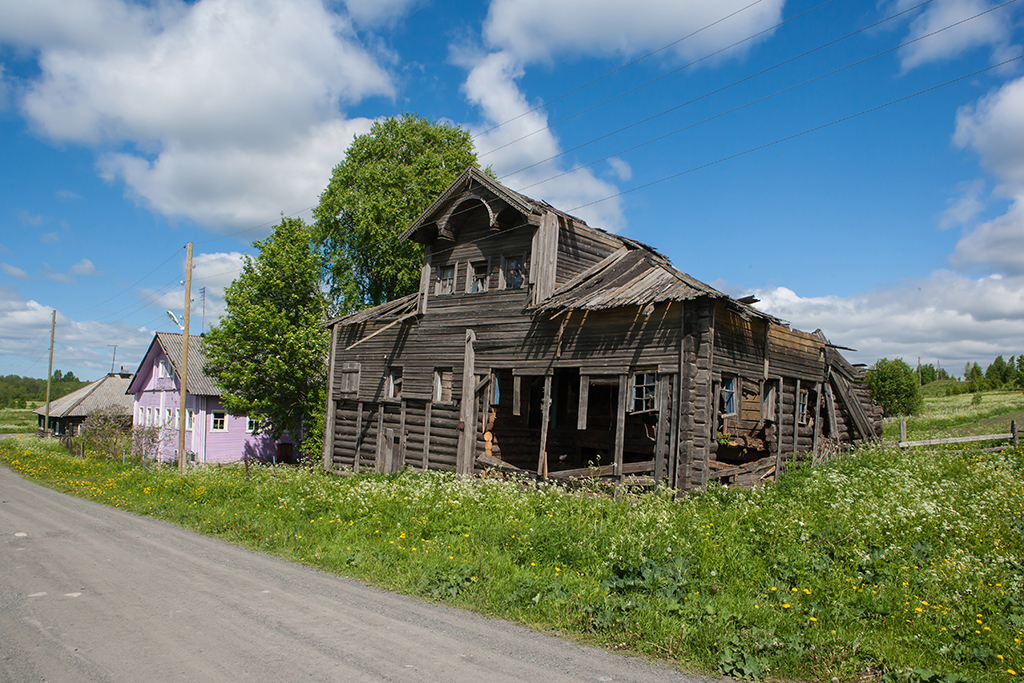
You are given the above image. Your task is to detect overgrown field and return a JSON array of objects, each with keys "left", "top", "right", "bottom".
[
  {"left": 3, "top": 437, "right": 1022, "bottom": 682},
  {"left": 0, "top": 406, "right": 37, "bottom": 434},
  {"left": 882, "top": 390, "right": 1024, "bottom": 442}
]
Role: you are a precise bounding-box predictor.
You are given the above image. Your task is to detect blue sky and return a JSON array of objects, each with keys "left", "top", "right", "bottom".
[{"left": 1, "top": 0, "right": 1023, "bottom": 382}]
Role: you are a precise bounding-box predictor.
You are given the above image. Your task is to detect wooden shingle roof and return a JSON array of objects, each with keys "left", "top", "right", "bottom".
[{"left": 33, "top": 373, "right": 134, "bottom": 419}]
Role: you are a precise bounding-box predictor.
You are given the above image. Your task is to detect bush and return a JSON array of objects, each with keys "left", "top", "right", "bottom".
[{"left": 867, "top": 358, "right": 924, "bottom": 417}]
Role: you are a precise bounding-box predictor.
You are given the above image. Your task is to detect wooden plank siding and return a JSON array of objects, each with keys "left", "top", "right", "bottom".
[{"left": 323, "top": 167, "right": 881, "bottom": 490}]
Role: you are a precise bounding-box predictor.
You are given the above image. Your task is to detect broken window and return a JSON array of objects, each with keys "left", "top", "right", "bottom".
[
  {"left": 469, "top": 261, "right": 489, "bottom": 293},
  {"left": 721, "top": 377, "right": 738, "bottom": 416},
  {"left": 797, "top": 388, "right": 810, "bottom": 425},
  {"left": 501, "top": 256, "right": 524, "bottom": 290},
  {"left": 433, "top": 368, "right": 452, "bottom": 403},
  {"left": 632, "top": 372, "right": 656, "bottom": 413},
  {"left": 388, "top": 367, "right": 403, "bottom": 400},
  {"left": 437, "top": 265, "right": 455, "bottom": 295}
]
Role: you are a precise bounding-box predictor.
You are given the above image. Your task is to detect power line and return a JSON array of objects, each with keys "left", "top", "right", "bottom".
[
  {"left": 473, "top": 0, "right": 775, "bottom": 139},
  {"left": 566, "top": 55, "right": 1023, "bottom": 213},
  {"left": 500, "top": 0, "right": 938, "bottom": 183},
  {"left": 516, "top": 0, "right": 1018, "bottom": 193},
  {"left": 478, "top": 0, "right": 841, "bottom": 159}
]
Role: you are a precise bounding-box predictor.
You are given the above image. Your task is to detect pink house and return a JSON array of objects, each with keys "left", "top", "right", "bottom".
[{"left": 126, "top": 332, "right": 295, "bottom": 464}]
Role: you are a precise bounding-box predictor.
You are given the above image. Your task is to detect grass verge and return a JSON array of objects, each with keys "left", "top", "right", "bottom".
[{"left": 2, "top": 436, "right": 1023, "bottom": 682}]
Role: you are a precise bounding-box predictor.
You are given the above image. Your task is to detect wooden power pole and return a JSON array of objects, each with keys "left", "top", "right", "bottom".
[
  {"left": 44, "top": 310, "right": 56, "bottom": 438},
  {"left": 177, "top": 243, "right": 193, "bottom": 473}
]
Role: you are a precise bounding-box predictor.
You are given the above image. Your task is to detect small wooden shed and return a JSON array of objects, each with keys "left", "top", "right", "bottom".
[{"left": 321, "top": 167, "right": 881, "bottom": 489}]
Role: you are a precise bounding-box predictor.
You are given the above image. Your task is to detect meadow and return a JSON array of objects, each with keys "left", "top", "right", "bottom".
[
  {"left": 0, "top": 405, "right": 38, "bottom": 434},
  {"left": 2, "top": 395, "right": 1023, "bottom": 682}
]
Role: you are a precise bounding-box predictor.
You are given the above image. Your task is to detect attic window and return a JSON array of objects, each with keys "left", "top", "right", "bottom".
[
  {"left": 437, "top": 265, "right": 455, "bottom": 295},
  {"left": 470, "top": 261, "right": 489, "bottom": 293},
  {"left": 501, "top": 256, "right": 524, "bottom": 290},
  {"left": 387, "top": 367, "right": 403, "bottom": 400}
]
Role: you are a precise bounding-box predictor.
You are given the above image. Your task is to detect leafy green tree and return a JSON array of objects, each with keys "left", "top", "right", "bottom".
[
  {"left": 204, "top": 217, "right": 329, "bottom": 455},
  {"left": 867, "top": 358, "right": 924, "bottom": 416},
  {"left": 985, "top": 355, "right": 1009, "bottom": 388},
  {"left": 313, "top": 114, "right": 482, "bottom": 315},
  {"left": 917, "top": 363, "right": 938, "bottom": 385}
]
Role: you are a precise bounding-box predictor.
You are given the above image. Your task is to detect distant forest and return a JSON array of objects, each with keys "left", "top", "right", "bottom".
[
  {"left": 0, "top": 371, "right": 88, "bottom": 409},
  {"left": 918, "top": 354, "right": 1024, "bottom": 392}
]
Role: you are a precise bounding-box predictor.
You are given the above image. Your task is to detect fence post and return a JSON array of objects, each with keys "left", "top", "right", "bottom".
[
  {"left": 1012, "top": 420, "right": 1018, "bottom": 449},
  {"left": 899, "top": 420, "right": 908, "bottom": 449}
]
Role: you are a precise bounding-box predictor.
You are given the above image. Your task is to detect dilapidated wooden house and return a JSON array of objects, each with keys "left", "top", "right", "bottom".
[{"left": 321, "top": 167, "right": 881, "bottom": 490}]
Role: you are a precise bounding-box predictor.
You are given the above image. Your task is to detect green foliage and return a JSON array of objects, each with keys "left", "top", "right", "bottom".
[
  {"left": 0, "top": 371, "right": 87, "bottom": 409},
  {"left": 72, "top": 406, "right": 133, "bottom": 460},
  {"left": 868, "top": 358, "right": 924, "bottom": 417},
  {"left": 917, "top": 363, "right": 938, "bottom": 386},
  {"left": 204, "top": 216, "right": 328, "bottom": 448},
  {"left": 4, "top": 436, "right": 1024, "bottom": 682},
  {"left": 313, "top": 114, "right": 481, "bottom": 314}
]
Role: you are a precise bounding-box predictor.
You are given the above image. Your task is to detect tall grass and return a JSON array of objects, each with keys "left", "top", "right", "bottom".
[
  {"left": 882, "top": 390, "right": 1024, "bottom": 442},
  {"left": 2, "top": 436, "right": 1022, "bottom": 682}
]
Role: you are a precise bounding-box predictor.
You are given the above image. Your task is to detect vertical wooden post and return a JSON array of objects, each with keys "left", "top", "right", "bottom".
[
  {"left": 512, "top": 375, "right": 522, "bottom": 416},
  {"left": 900, "top": 420, "right": 908, "bottom": 447},
  {"left": 577, "top": 375, "right": 589, "bottom": 430},
  {"left": 398, "top": 399, "right": 407, "bottom": 470},
  {"left": 44, "top": 310, "right": 56, "bottom": 438},
  {"left": 537, "top": 374, "right": 553, "bottom": 478},
  {"left": 792, "top": 378, "right": 801, "bottom": 456},
  {"left": 423, "top": 401, "right": 432, "bottom": 471},
  {"left": 811, "top": 382, "right": 823, "bottom": 457},
  {"left": 774, "top": 377, "right": 784, "bottom": 482},
  {"left": 322, "top": 323, "right": 339, "bottom": 471},
  {"left": 177, "top": 242, "right": 193, "bottom": 474},
  {"left": 353, "top": 401, "right": 363, "bottom": 472},
  {"left": 1011, "top": 420, "right": 1018, "bottom": 448},
  {"left": 457, "top": 329, "right": 476, "bottom": 475},
  {"left": 375, "top": 406, "right": 385, "bottom": 473},
  {"left": 614, "top": 374, "right": 627, "bottom": 480},
  {"left": 654, "top": 374, "right": 669, "bottom": 481}
]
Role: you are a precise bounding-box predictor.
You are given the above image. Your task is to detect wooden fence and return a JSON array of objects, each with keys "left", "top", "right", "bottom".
[{"left": 883, "top": 419, "right": 1018, "bottom": 450}]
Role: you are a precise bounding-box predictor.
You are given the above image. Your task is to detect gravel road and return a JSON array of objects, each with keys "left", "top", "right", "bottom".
[{"left": 0, "top": 466, "right": 718, "bottom": 683}]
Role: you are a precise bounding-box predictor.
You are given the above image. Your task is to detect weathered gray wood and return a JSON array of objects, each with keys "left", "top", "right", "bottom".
[
  {"left": 537, "top": 374, "right": 553, "bottom": 477},
  {"left": 423, "top": 400, "right": 432, "bottom": 471},
  {"left": 900, "top": 420, "right": 907, "bottom": 446},
  {"left": 825, "top": 381, "right": 838, "bottom": 437},
  {"left": 792, "top": 378, "right": 801, "bottom": 455},
  {"left": 398, "top": 399, "right": 407, "bottom": 470},
  {"left": 549, "top": 459, "right": 655, "bottom": 479},
  {"left": 375, "top": 406, "right": 385, "bottom": 473},
  {"left": 654, "top": 374, "right": 668, "bottom": 480},
  {"left": 457, "top": 329, "right": 477, "bottom": 475},
  {"left": 614, "top": 374, "right": 627, "bottom": 479},
  {"left": 383, "top": 427, "right": 395, "bottom": 473},
  {"left": 811, "top": 382, "right": 822, "bottom": 456},
  {"left": 512, "top": 375, "right": 522, "bottom": 416},
  {"left": 773, "top": 378, "right": 784, "bottom": 481},
  {"left": 577, "top": 375, "right": 589, "bottom": 430},
  {"left": 1014, "top": 420, "right": 1019, "bottom": 448},
  {"left": 353, "top": 401, "right": 363, "bottom": 472},
  {"left": 893, "top": 432, "right": 1013, "bottom": 448},
  {"left": 345, "top": 311, "right": 417, "bottom": 351},
  {"left": 322, "top": 322, "right": 339, "bottom": 470}
]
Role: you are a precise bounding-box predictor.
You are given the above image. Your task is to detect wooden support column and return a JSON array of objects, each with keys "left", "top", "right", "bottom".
[
  {"left": 811, "top": 382, "right": 823, "bottom": 457},
  {"left": 398, "top": 399, "right": 407, "bottom": 470},
  {"left": 536, "top": 374, "right": 553, "bottom": 478},
  {"left": 383, "top": 428, "right": 395, "bottom": 473},
  {"left": 321, "top": 323, "right": 339, "bottom": 471},
  {"left": 457, "top": 329, "right": 477, "bottom": 476},
  {"left": 353, "top": 401, "right": 363, "bottom": 472},
  {"left": 375, "top": 406, "right": 385, "bottom": 473},
  {"left": 614, "top": 374, "right": 627, "bottom": 480},
  {"left": 825, "top": 381, "right": 838, "bottom": 438},
  {"left": 654, "top": 374, "right": 669, "bottom": 481},
  {"left": 418, "top": 245, "right": 431, "bottom": 315},
  {"left": 577, "top": 375, "right": 590, "bottom": 430},
  {"left": 773, "top": 378, "right": 784, "bottom": 482},
  {"left": 422, "top": 401, "right": 432, "bottom": 471},
  {"left": 512, "top": 375, "right": 522, "bottom": 416},
  {"left": 792, "top": 379, "right": 801, "bottom": 455}
]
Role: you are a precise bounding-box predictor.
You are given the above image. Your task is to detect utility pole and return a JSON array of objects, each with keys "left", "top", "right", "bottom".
[
  {"left": 200, "top": 286, "right": 206, "bottom": 334},
  {"left": 177, "top": 243, "right": 193, "bottom": 473},
  {"left": 44, "top": 310, "right": 56, "bottom": 438},
  {"left": 108, "top": 344, "right": 117, "bottom": 374}
]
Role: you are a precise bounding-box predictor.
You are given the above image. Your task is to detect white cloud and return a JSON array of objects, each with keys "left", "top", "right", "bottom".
[
  {"left": 40, "top": 232, "right": 59, "bottom": 243},
  {"left": 483, "top": 0, "right": 785, "bottom": 64},
  {"left": 57, "top": 189, "right": 82, "bottom": 200},
  {"left": 138, "top": 251, "right": 245, "bottom": 332},
  {"left": 70, "top": 259, "right": 99, "bottom": 276},
  {"left": 607, "top": 157, "right": 632, "bottom": 182},
  {"left": 895, "top": 0, "right": 1021, "bottom": 71},
  {"left": 342, "top": 0, "right": 421, "bottom": 27},
  {"left": 19, "top": 210, "right": 43, "bottom": 226},
  {"left": 0, "top": 285, "right": 153, "bottom": 380},
  {"left": 752, "top": 270, "right": 1024, "bottom": 372},
  {"left": 43, "top": 264, "right": 75, "bottom": 285},
  {"left": 940, "top": 178, "right": 986, "bottom": 229},
  {"left": 463, "top": 52, "right": 625, "bottom": 231},
  {"left": 949, "top": 74, "right": 1024, "bottom": 275},
  {"left": 8, "top": 0, "right": 394, "bottom": 230},
  {"left": 1, "top": 263, "right": 32, "bottom": 281}
]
